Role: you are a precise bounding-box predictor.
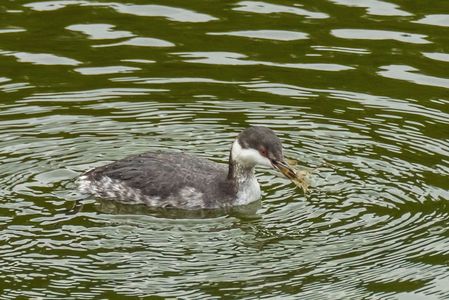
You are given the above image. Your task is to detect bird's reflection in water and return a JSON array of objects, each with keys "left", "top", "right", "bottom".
[{"left": 86, "top": 198, "right": 263, "bottom": 219}]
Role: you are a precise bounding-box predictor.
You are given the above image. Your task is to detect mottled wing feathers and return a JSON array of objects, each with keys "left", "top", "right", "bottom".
[{"left": 85, "top": 151, "right": 227, "bottom": 199}]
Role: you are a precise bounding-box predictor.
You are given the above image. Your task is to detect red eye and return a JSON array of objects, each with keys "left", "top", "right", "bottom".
[{"left": 259, "top": 148, "right": 267, "bottom": 156}]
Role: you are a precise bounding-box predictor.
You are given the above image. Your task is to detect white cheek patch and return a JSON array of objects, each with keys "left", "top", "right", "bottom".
[{"left": 232, "top": 140, "right": 272, "bottom": 168}]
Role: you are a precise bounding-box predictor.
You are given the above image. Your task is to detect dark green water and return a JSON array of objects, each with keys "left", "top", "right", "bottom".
[{"left": 1, "top": 0, "right": 449, "bottom": 299}]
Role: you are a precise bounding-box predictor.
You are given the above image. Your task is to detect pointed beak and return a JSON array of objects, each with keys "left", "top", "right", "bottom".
[{"left": 272, "top": 160, "right": 297, "bottom": 180}]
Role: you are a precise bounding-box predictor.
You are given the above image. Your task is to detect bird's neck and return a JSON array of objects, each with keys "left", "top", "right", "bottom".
[
  {"left": 227, "top": 139, "right": 256, "bottom": 181},
  {"left": 228, "top": 159, "right": 256, "bottom": 182},
  {"left": 227, "top": 140, "right": 261, "bottom": 204}
]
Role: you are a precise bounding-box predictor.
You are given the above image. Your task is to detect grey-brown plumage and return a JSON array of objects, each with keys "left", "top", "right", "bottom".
[
  {"left": 78, "top": 126, "right": 295, "bottom": 210},
  {"left": 80, "top": 152, "right": 235, "bottom": 209}
]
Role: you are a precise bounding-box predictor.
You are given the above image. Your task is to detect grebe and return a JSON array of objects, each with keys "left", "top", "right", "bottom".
[{"left": 78, "top": 126, "right": 298, "bottom": 210}]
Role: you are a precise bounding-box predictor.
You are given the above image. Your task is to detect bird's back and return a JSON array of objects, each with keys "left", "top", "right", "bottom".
[{"left": 78, "top": 151, "right": 235, "bottom": 209}]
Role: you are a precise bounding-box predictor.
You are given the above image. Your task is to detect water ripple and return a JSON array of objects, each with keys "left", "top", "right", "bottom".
[
  {"left": 174, "top": 51, "right": 353, "bottom": 71},
  {"left": 74, "top": 66, "right": 141, "bottom": 75},
  {"left": 93, "top": 37, "right": 174, "bottom": 48},
  {"left": 422, "top": 52, "right": 449, "bottom": 62},
  {"left": 25, "top": 1, "right": 218, "bottom": 22},
  {"left": 208, "top": 30, "right": 309, "bottom": 41},
  {"left": 21, "top": 88, "right": 166, "bottom": 102},
  {"left": 0, "top": 78, "right": 33, "bottom": 93},
  {"left": 233, "top": 1, "right": 329, "bottom": 19},
  {"left": 329, "top": 0, "right": 412, "bottom": 17},
  {"left": 331, "top": 29, "right": 430, "bottom": 44},
  {"left": 1, "top": 50, "right": 81, "bottom": 66},
  {"left": 66, "top": 24, "right": 134, "bottom": 40},
  {"left": 104, "top": 3, "right": 218, "bottom": 22},
  {"left": 378, "top": 65, "right": 449, "bottom": 89},
  {"left": 414, "top": 14, "right": 449, "bottom": 27},
  {"left": 0, "top": 28, "right": 27, "bottom": 34},
  {"left": 2, "top": 0, "right": 449, "bottom": 298}
]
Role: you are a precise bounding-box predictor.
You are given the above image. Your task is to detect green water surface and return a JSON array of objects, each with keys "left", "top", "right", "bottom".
[{"left": 1, "top": 0, "right": 448, "bottom": 299}]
